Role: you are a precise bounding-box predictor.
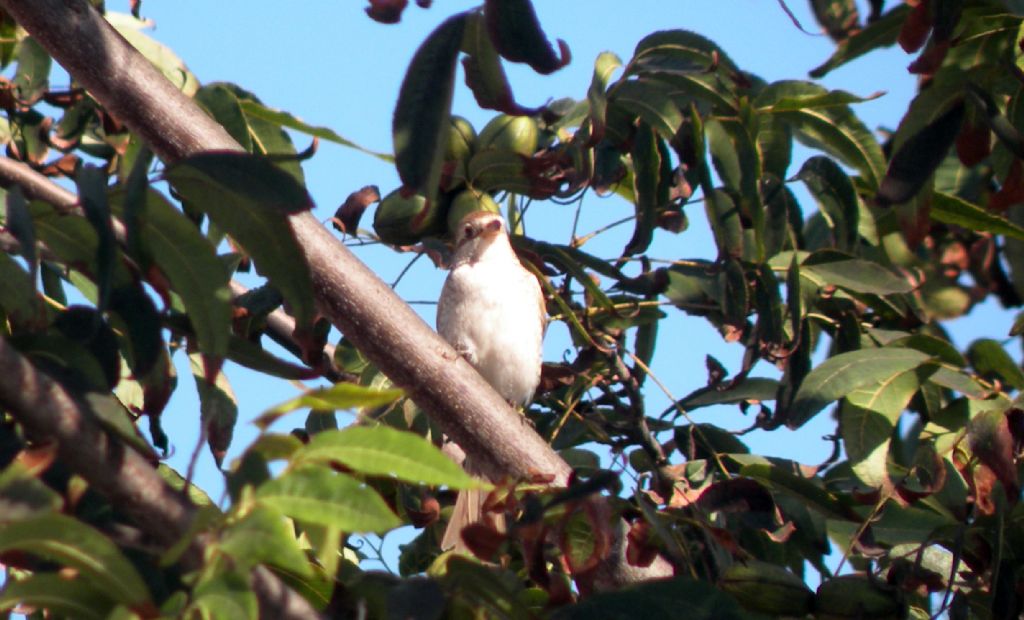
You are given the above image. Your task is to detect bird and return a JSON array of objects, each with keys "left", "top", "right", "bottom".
[{"left": 436, "top": 210, "right": 546, "bottom": 553}]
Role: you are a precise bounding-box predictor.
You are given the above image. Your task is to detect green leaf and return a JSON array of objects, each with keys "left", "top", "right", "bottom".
[
  {"left": 705, "top": 189, "right": 743, "bottom": 260},
  {"left": 0, "top": 573, "right": 112, "bottom": 620},
  {"left": 552, "top": 576, "right": 744, "bottom": 620},
  {"left": 787, "top": 347, "right": 932, "bottom": 428},
  {"left": 608, "top": 79, "right": 683, "bottom": 139},
  {"left": 809, "top": 5, "right": 909, "bottom": 78},
  {"left": 164, "top": 152, "right": 316, "bottom": 331},
  {"left": 239, "top": 99, "right": 391, "bottom": 162},
  {"left": 255, "top": 383, "right": 404, "bottom": 430},
  {"left": 466, "top": 148, "right": 530, "bottom": 194},
  {"left": 0, "top": 253, "right": 46, "bottom": 329},
  {"left": 931, "top": 192, "right": 1024, "bottom": 241},
  {"left": 461, "top": 12, "right": 536, "bottom": 116},
  {"left": 76, "top": 165, "right": 117, "bottom": 313},
  {"left": 12, "top": 36, "right": 50, "bottom": 105},
  {"left": 219, "top": 504, "right": 312, "bottom": 577},
  {"left": 5, "top": 184, "right": 36, "bottom": 281},
  {"left": 801, "top": 249, "right": 913, "bottom": 295},
  {"left": 483, "top": 0, "right": 570, "bottom": 75},
  {"left": 797, "top": 156, "right": 860, "bottom": 252},
  {"left": 188, "top": 570, "right": 258, "bottom": 620},
  {"left": 256, "top": 466, "right": 401, "bottom": 533},
  {"left": 292, "top": 426, "right": 482, "bottom": 489},
  {"left": 675, "top": 377, "right": 779, "bottom": 411},
  {"left": 195, "top": 83, "right": 253, "bottom": 152},
  {"left": 967, "top": 338, "right": 1024, "bottom": 391},
  {"left": 629, "top": 29, "right": 739, "bottom": 77},
  {"left": 106, "top": 13, "right": 199, "bottom": 95},
  {"left": 740, "top": 460, "right": 859, "bottom": 521},
  {"left": 0, "top": 463, "right": 62, "bottom": 522},
  {"left": 0, "top": 513, "right": 151, "bottom": 606},
  {"left": 625, "top": 122, "right": 662, "bottom": 256},
  {"left": 584, "top": 51, "right": 622, "bottom": 143},
  {"left": 109, "top": 187, "right": 232, "bottom": 360},
  {"left": 877, "top": 101, "right": 964, "bottom": 207},
  {"left": 841, "top": 368, "right": 924, "bottom": 488},
  {"left": 760, "top": 88, "right": 884, "bottom": 113},
  {"left": 190, "top": 353, "right": 238, "bottom": 466},
  {"left": 393, "top": 13, "right": 466, "bottom": 197},
  {"left": 759, "top": 80, "right": 885, "bottom": 188}
]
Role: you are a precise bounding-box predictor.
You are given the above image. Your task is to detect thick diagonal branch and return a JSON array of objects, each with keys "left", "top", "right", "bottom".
[{"left": 0, "top": 0, "right": 670, "bottom": 587}]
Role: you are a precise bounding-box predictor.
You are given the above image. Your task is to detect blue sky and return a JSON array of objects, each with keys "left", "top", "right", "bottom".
[{"left": 89, "top": 1, "right": 1016, "bottom": 544}]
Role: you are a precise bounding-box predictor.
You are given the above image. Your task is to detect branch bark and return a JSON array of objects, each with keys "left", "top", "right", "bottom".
[
  {"left": 0, "top": 0, "right": 671, "bottom": 589},
  {"left": 0, "top": 338, "right": 321, "bottom": 619}
]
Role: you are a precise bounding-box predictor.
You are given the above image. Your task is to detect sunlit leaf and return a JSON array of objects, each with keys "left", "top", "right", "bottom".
[
  {"left": 292, "top": 426, "right": 481, "bottom": 489},
  {"left": 0, "top": 573, "right": 112, "bottom": 620},
  {"left": 787, "top": 347, "right": 932, "bottom": 428},
  {"left": 256, "top": 466, "right": 401, "bottom": 533},
  {"left": 255, "top": 383, "right": 404, "bottom": 429},
  {"left": 219, "top": 504, "right": 312, "bottom": 577}
]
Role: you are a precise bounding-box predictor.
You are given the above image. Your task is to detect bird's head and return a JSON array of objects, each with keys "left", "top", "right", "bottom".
[{"left": 452, "top": 211, "right": 509, "bottom": 262}]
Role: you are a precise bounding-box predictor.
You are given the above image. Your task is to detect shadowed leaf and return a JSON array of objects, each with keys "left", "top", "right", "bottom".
[{"left": 393, "top": 13, "right": 466, "bottom": 197}]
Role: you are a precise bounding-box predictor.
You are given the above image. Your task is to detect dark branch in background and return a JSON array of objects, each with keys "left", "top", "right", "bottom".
[{"left": 0, "top": 0, "right": 671, "bottom": 589}]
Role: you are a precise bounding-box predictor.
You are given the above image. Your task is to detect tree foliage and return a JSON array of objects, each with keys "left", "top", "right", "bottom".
[{"left": 0, "top": 0, "right": 1024, "bottom": 618}]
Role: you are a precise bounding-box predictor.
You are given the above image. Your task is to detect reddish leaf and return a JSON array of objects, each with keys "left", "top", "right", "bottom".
[
  {"left": 332, "top": 185, "right": 380, "bottom": 235},
  {"left": 484, "top": 0, "right": 570, "bottom": 75},
  {"left": 365, "top": 0, "right": 408, "bottom": 24},
  {"left": 460, "top": 522, "right": 506, "bottom": 561},
  {"left": 907, "top": 40, "right": 949, "bottom": 76},
  {"left": 625, "top": 520, "right": 659, "bottom": 568},
  {"left": 696, "top": 478, "right": 776, "bottom": 514},
  {"left": 406, "top": 495, "right": 440, "bottom": 528},
  {"left": 968, "top": 409, "right": 1020, "bottom": 507},
  {"left": 956, "top": 119, "right": 991, "bottom": 167},
  {"left": 990, "top": 159, "right": 1024, "bottom": 213},
  {"left": 898, "top": 0, "right": 932, "bottom": 53}
]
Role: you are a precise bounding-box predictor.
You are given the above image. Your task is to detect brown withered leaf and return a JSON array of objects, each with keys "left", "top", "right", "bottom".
[
  {"left": 365, "top": 0, "right": 407, "bottom": 23},
  {"left": 898, "top": 0, "right": 931, "bottom": 53},
  {"left": 695, "top": 477, "right": 776, "bottom": 515},
  {"left": 461, "top": 522, "right": 506, "bottom": 561},
  {"left": 333, "top": 185, "right": 380, "bottom": 235},
  {"left": 968, "top": 408, "right": 1020, "bottom": 509},
  {"left": 625, "top": 520, "right": 659, "bottom": 568},
  {"left": 538, "top": 362, "right": 575, "bottom": 393},
  {"left": 38, "top": 153, "right": 79, "bottom": 177},
  {"left": 956, "top": 119, "right": 992, "bottom": 167},
  {"left": 990, "top": 159, "right": 1024, "bottom": 213},
  {"left": 406, "top": 495, "right": 440, "bottom": 528}
]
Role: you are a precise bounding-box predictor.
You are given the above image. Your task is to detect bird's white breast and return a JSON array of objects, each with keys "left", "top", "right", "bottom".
[{"left": 437, "top": 255, "right": 544, "bottom": 406}]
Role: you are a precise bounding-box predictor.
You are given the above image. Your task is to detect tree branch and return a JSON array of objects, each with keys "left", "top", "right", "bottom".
[
  {"left": 0, "top": 338, "right": 322, "bottom": 618},
  {"left": 0, "top": 0, "right": 670, "bottom": 587}
]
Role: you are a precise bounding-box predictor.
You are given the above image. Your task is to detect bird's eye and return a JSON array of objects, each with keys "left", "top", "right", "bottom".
[{"left": 463, "top": 225, "right": 475, "bottom": 239}]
